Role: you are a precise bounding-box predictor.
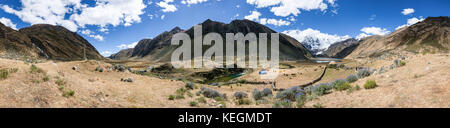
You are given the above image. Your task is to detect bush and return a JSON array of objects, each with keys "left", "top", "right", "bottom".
[
  {"left": 272, "top": 100, "right": 292, "bottom": 108},
  {"left": 313, "top": 103, "right": 324, "bottom": 108},
  {"left": 346, "top": 74, "right": 358, "bottom": 83},
  {"left": 252, "top": 88, "right": 272, "bottom": 100},
  {"left": 312, "top": 83, "right": 333, "bottom": 96},
  {"left": 30, "top": 65, "right": 44, "bottom": 73},
  {"left": 185, "top": 82, "right": 195, "bottom": 90},
  {"left": 200, "top": 87, "right": 223, "bottom": 98},
  {"left": 295, "top": 95, "right": 306, "bottom": 108},
  {"left": 335, "top": 82, "right": 351, "bottom": 91},
  {"left": 214, "top": 96, "right": 225, "bottom": 101},
  {"left": 55, "top": 79, "right": 66, "bottom": 86},
  {"left": 400, "top": 61, "right": 406, "bottom": 66},
  {"left": 236, "top": 98, "right": 252, "bottom": 105},
  {"left": 176, "top": 88, "right": 187, "bottom": 95},
  {"left": 233, "top": 91, "right": 248, "bottom": 99},
  {"left": 189, "top": 101, "right": 198, "bottom": 107},
  {"left": 168, "top": 95, "right": 175, "bottom": 100},
  {"left": 0, "top": 69, "right": 8, "bottom": 80},
  {"left": 175, "top": 94, "right": 185, "bottom": 99},
  {"left": 262, "top": 88, "right": 273, "bottom": 96},
  {"left": 43, "top": 75, "right": 50, "bottom": 82},
  {"left": 62, "top": 90, "right": 75, "bottom": 97},
  {"left": 276, "top": 86, "right": 303, "bottom": 101},
  {"left": 197, "top": 97, "right": 207, "bottom": 103},
  {"left": 9, "top": 68, "right": 18, "bottom": 73},
  {"left": 364, "top": 80, "right": 378, "bottom": 89},
  {"left": 327, "top": 64, "right": 337, "bottom": 69},
  {"left": 357, "top": 68, "right": 372, "bottom": 78},
  {"left": 331, "top": 79, "right": 346, "bottom": 89}
]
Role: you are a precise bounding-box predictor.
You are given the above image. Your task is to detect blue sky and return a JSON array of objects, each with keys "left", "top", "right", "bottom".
[{"left": 0, "top": 0, "right": 449, "bottom": 56}]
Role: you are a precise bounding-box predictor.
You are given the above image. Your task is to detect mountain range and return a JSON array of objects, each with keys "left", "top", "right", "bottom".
[
  {"left": 110, "top": 19, "right": 313, "bottom": 62},
  {"left": 0, "top": 23, "right": 103, "bottom": 61}
]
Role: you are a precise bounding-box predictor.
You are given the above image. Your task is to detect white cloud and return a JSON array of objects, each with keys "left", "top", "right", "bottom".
[
  {"left": 356, "top": 27, "right": 390, "bottom": 40},
  {"left": 80, "top": 29, "right": 104, "bottom": 41},
  {"left": 1, "top": 0, "right": 147, "bottom": 32},
  {"left": 246, "top": 0, "right": 336, "bottom": 17},
  {"left": 70, "top": 0, "right": 146, "bottom": 28},
  {"left": 0, "top": 0, "right": 82, "bottom": 31},
  {"left": 369, "top": 14, "right": 376, "bottom": 21},
  {"left": 244, "top": 11, "right": 262, "bottom": 21},
  {"left": 282, "top": 28, "right": 351, "bottom": 51},
  {"left": 100, "top": 51, "right": 113, "bottom": 57},
  {"left": 161, "top": 15, "right": 166, "bottom": 20},
  {"left": 361, "top": 27, "right": 390, "bottom": 36},
  {"left": 396, "top": 17, "right": 425, "bottom": 30},
  {"left": 157, "top": 0, "right": 177, "bottom": 12},
  {"left": 181, "top": 0, "right": 208, "bottom": 5},
  {"left": 117, "top": 41, "right": 139, "bottom": 49},
  {"left": 90, "top": 34, "right": 104, "bottom": 41},
  {"left": 402, "top": 8, "right": 415, "bottom": 15},
  {"left": 0, "top": 17, "right": 18, "bottom": 30},
  {"left": 260, "top": 18, "right": 290, "bottom": 26}
]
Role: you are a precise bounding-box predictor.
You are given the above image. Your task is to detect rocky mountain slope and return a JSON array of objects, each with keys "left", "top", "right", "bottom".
[
  {"left": 20, "top": 24, "right": 103, "bottom": 61},
  {"left": 322, "top": 38, "right": 360, "bottom": 58},
  {"left": 0, "top": 23, "right": 43, "bottom": 59},
  {"left": 110, "top": 19, "right": 313, "bottom": 62},
  {"left": 347, "top": 16, "right": 450, "bottom": 59},
  {"left": 0, "top": 23, "right": 103, "bottom": 61}
]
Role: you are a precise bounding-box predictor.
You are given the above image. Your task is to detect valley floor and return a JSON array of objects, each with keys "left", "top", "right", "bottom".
[{"left": 0, "top": 53, "right": 448, "bottom": 108}]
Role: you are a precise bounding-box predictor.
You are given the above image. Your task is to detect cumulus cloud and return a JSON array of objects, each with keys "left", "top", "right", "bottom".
[
  {"left": 246, "top": 0, "right": 336, "bottom": 17},
  {"left": 100, "top": 51, "right": 113, "bottom": 57},
  {"left": 282, "top": 28, "right": 351, "bottom": 51},
  {"left": 117, "top": 41, "right": 139, "bottom": 49},
  {"left": 356, "top": 27, "right": 390, "bottom": 40},
  {"left": 244, "top": 10, "right": 290, "bottom": 26},
  {"left": 396, "top": 17, "right": 425, "bottom": 30},
  {"left": 244, "top": 11, "right": 262, "bottom": 21},
  {"left": 1, "top": 0, "right": 147, "bottom": 32},
  {"left": 80, "top": 29, "right": 104, "bottom": 41},
  {"left": 0, "top": 17, "right": 18, "bottom": 30},
  {"left": 260, "top": 18, "right": 290, "bottom": 26},
  {"left": 181, "top": 0, "right": 208, "bottom": 5},
  {"left": 157, "top": 0, "right": 177, "bottom": 12},
  {"left": 402, "top": 8, "right": 415, "bottom": 15}
]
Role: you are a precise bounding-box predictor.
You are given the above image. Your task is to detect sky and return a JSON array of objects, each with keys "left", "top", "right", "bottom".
[{"left": 0, "top": 0, "right": 449, "bottom": 56}]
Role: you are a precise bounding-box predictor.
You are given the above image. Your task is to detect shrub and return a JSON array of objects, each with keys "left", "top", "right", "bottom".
[
  {"left": 400, "top": 61, "right": 406, "bottom": 66},
  {"left": 168, "top": 95, "right": 175, "bottom": 100},
  {"left": 236, "top": 98, "right": 252, "bottom": 105},
  {"left": 262, "top": 88, "right": 273, "bottom": 96},
  {"left": 327, "top": 64, "right": 337, "bottom": 69},
  {"left": 312, "top": 83, "right": 333, "bottom": 96},
  {"left": 346, "top": 85, "right": 361, "bottom": 94},
  {"left": 176, "top": 88, "right": 187, "bottom": 95},
  {"left": 218, "top": 101, "right": 227, "bottom": 108},
  {"left": 9, "top": 68, "right": 18, "bottom": 73},
  {"left": 335, "top": 82, "right": 351, "bottom": 91},
  {"left": 357, "top": 68, "right": 372, "bottom": 78},
  {"left": 332, "top": 79, "right": 346, "bottom": 89},
  {"left": 197, "top": 97, "right": 207, "bottom": 103},
  {"left": 276, "top": 86, "right": 303, "bottom": 101},
  {"left": 185, "top": 82, "right": 195, "bottom": 90},
  {"left": 30, "top": 65, "right": 44, "bottom": 73},
  {"left": 62, "top": 90, "right": 75, "bottom": 97},
  {"left": 0, "top": 69, "right": 8, "bottom": 79},
  {"left": 295, "top": 94, "right": 306, "bottom": 108},
  {"left": 43, "top": 75, "right": 50, "bottom": 82},
  {"left": 346, "top": 74, "right": 358, "bottom": 83},
  {"left": 233, "top": 91, "right": 248, "bottom": 99},
  {"left": 238, "top": 79, "right": 248, "bottom": 84},
  {"left": 33, "top": 80, "right": 41, "bottom": 83},
  {"left": 175, "top": 94, "right": 185, "bottom": 99},
  {"left": 55, "top": 79, "right": 66, "bottom": 86},
  {"left": 200, "top": 88, "right": 223, "bottom": 98},
  {"left": 189, "top": 101, "right": 198, "bottom": 107},
  {"left": 252, "top": 88, "right": 272, "bottom": 100},
  {"left": 214, "top": 96, "right": 225, "bottom": 101},
  {"left": 313, "top": 103, "right": 324, "bottom": 108},
  {"left": 272, "top": 100, "right": 292, "bottom": 108},
  {"left": 364, "top": 80, "right": 378, "bottom": 89}
]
